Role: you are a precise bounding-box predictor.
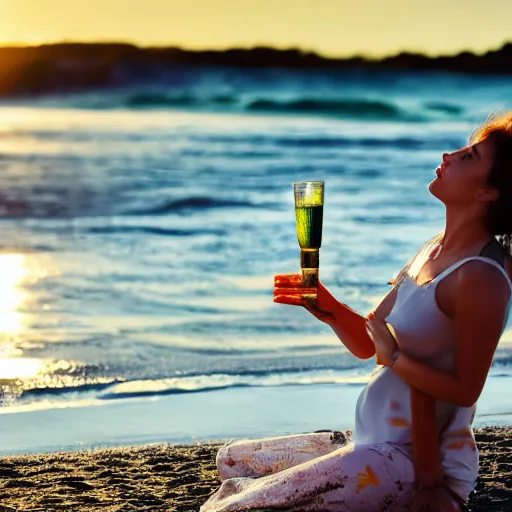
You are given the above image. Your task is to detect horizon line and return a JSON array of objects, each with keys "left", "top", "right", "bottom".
[{"left": 0, "top": 38, "right": 510, "bottom": 62}]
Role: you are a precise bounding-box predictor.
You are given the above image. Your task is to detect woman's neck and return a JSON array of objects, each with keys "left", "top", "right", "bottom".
[{"left": 440, "top": 211, "right": 493, "bottom": 257}]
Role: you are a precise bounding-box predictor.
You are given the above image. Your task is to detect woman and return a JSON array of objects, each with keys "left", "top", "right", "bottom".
[{"left": 200, "top": 113, "right": 512, "bottom": 512}]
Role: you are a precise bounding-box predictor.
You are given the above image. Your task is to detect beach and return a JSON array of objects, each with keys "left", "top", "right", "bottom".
[
  {"left": 0, "top": 426, "right": 509, "bottom": 511},
  {"left": 0, "top": 66, "right": 511, "bottom": 511}
]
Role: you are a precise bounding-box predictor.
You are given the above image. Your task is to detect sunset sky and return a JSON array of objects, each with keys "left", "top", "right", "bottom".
[{"left": 0, "top": 0, "right": 511, "bottom": 57}]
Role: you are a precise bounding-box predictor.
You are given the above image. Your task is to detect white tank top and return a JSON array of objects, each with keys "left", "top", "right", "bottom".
[{"left": 354, "top": 237, "right": 512, "bottom": 499}]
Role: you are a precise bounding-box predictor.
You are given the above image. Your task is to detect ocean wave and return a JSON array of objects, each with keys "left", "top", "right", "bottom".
[
  {"left": 8, "top": 368, "right": 371, "bottom": 404},
  {"left": 274, "top": 135, "right": 425, "bottom": 149},
  {"left": 492, "top": 354, "right": 512, "bottom": 367},
  {"left": 423, "top": 101, "right": 464, "bottom": 114},
  {"left": 352, "top": 214, "right": 411, "bottom": 224},
  {"left": 126, "top": 93, "right": 198, "bottom": 108},
  {"left": 11, "top": 361, "right": 512, "bottom": 405},
  {"left": 124, "top": 197, "right": 265, "bottom": 216},
  {"left": 246, "top": 97, "right": 412, "bottom": 120},
  {"left": 189, "top": 133, "right": 460, "bottom": 151},
  {"left": 117, "top": 92, "right": 433, "bottom": 121},
  {"left": 97, "top": 370, "right": 371, "bottom": 400},
  {"left": 122, "top": 93, "right": 408, "bottom": 120},
  {"left": 96, "top": 360, "right": 512, "bottom": 399},
  {"left": 20, "top": 381, "right": 118, "bottom": 398},
  {"left": 125, "top": 92, "right": 236, "bottom": 108},
  {"left": 87, "top": 226, "right": 226, "bottom": 237}
]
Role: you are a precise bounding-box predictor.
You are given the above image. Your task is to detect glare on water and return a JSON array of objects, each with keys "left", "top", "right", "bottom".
[{"left": 0, "top": 253, "right": 53, "bottom": 383}]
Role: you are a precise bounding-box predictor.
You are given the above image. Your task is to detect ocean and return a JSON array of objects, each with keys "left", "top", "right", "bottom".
[{"left": 1, "top": 67, "right": 512, "bottom": 454}]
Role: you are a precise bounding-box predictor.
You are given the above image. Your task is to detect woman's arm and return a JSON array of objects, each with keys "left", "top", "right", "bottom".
[
  {"left": 410, "top": 387, "right": 445, "bottom": 488},
  {"left": 324, "top": 245, "right": 427, "bottom": 360},
  {"left": 275, "top": 279, "right": 378, "bottom": 359},
  {"left": 325, "top": 287, "right": 377, "bottom": 360},
  {"left": 369, "top": 261, "right": 511, "bottom": 406},
  {"left": 326, "top": 275, "right": 409, "bottom": 360},
  {"left": 410, "top": 389, "right": 466, "bottom": 512},
  {"left": 274, "top": 237, "right": 429, "bottom": 360}
]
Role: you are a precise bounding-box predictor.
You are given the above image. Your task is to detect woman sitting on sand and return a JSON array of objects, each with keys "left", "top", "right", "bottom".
[{"left": 200, "top": 113, "right": 512, "bottom": 512}]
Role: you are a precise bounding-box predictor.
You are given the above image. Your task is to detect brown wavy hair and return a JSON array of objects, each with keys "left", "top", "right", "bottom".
[{"left": 470, "top": 112, "right": 512, "bottom": 255}]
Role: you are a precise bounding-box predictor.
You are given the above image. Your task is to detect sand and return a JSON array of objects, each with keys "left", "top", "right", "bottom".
[{"left": 0, "top": 426, "right": 510, "bottom": 512}]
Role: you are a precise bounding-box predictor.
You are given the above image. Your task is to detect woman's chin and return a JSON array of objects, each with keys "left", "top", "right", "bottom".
[{"left": 428, "top": 179, "right": 443, "bottom": 199}]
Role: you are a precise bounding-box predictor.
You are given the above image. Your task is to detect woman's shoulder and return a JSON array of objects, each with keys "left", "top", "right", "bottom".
[
  {"left": 469, "top": 237, "right": 512, "bottom": 289},
  {"left": 488, "top": 239, "right": 512, "bottom": 285},
  {"left": 456, "top": 258, "right": 512, "bottom": 302}
]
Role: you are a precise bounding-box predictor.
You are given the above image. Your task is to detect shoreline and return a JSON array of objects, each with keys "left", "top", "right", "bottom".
[
  {"left": 2, "top": 378, "right": 512, "bottom": 457},
  {"left": 0, "top": 426, "right": 510, "bottom": 511}
]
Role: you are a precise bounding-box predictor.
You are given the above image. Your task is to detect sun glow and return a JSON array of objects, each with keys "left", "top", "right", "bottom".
[
  {"left": 0, "top": 254, "right": 28, "bottom": 335},
  {"left": 0, "top": 357, "right": 43, "bottom": 382},
  {"left": 0, "top": 1, "right": 512, "bottom": 58},
  {"left": 0, "top": 253, "right": 58, "bottom": 384}
]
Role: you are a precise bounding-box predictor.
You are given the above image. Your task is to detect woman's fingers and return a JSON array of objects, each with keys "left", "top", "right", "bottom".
[
  {"left": 273, "top": 276, "right": 334, "bottom": 323},
  {"left": 273, "top": 287, "right": 317, "bottom": 296},
  {"left": 366, "top": 318, "right": 388, "bottom": 340},
  {"left": 274, "top": 293, "right": 334, "bottom": 324},
  {"left": 274, "top": 274, "right": 303, "bottom": 288},
  {"left": 273, "top": 293, "right": 308, "bottom": 306}
]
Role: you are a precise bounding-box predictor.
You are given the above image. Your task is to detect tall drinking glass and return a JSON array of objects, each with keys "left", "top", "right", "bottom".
[{"left": 294, "top": 181, "right": 324, "bottom": 304}]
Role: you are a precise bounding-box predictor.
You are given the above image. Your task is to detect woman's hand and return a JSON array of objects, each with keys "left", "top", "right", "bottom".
[
  {"left": 410, "top": 486, "right": 462, "bottom": 512},
  {"left": 273, "top": 274, "right": 335, "bottom": 324},
  {"left": 365, "top": 313, "right": 398, "bottom": 366},
  {"left": 410, "top": 446, "right": 460, "bottom": 511},
  {"left": 302, "top": 301, "right": 335, "bottom": 324},
  {"left": 415, "top": 461, "right": 445, "bottom": 491}
]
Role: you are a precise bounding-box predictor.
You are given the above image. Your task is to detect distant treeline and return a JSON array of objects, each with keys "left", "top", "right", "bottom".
[{"left": 0, "top": 42, "right": 511, "bottom": 97}]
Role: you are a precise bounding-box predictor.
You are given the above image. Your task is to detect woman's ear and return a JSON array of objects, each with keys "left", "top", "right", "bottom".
[{"left": 475, "top": 185, "right": 499, "bottom": 203}]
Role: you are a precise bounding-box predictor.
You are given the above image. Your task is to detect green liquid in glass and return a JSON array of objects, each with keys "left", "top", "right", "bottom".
[{"left": 295, "top": 205, "right": 323, "bottom": 249}]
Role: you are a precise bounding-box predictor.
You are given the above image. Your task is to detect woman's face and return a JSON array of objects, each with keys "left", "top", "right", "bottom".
[{"left": 428, "top": 136, "right": 498, "bottom": 207}]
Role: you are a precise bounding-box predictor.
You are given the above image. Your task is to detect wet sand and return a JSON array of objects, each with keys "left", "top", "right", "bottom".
[{"left": 0, "top": 426, "right": 510, "bottom": 511}]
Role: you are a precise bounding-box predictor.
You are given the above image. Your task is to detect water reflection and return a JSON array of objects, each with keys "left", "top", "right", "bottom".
[
  {"left": 0, "top": 357, "right": 42, "bottom": 383},
  {"left": 0, "top": 253, "right": 28, "bottom": 336},
  {"left": 0, "top": 253, "right": 54, "bottom": 386}
]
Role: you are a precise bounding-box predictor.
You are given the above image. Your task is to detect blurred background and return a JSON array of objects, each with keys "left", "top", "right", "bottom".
[{"left": 1, "top": 0, "right": 512, "bottom": 452}]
